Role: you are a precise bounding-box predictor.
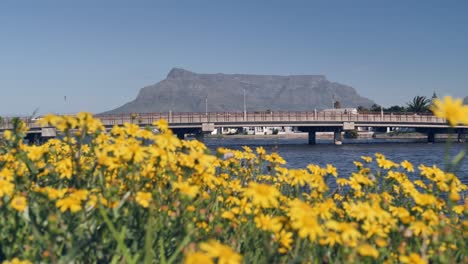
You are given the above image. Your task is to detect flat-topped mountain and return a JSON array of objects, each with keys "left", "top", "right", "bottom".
[{"left": 103, "top": 68, "right": 375, "bottom": 114}]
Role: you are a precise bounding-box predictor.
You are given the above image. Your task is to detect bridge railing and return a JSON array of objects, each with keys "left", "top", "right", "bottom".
[
  {"left": 0, "top": 111, "right": 449, "bottom": 130},
  {"left": 96, "top": 111, "right": 446, "bottom": 125},
  {"left": 0, "top": 117, "right": 39, "bottom": 130}
]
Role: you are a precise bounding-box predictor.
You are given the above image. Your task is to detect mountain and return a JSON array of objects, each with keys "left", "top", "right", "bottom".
[
  {"left": 464, "top": 96, "right": 468, "bottom": 105},
  {"left": 103, "top": 68, "right": 375, "bottom": 114}
]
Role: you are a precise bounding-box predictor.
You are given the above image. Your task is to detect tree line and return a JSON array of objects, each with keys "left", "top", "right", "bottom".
[{"left": 357, "top": 94, "right": 437, "bottom": 114}]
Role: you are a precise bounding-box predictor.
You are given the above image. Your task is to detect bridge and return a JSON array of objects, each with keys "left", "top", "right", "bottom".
[{"left": 0, "top": 111, "right": 467, "bottom": 144}]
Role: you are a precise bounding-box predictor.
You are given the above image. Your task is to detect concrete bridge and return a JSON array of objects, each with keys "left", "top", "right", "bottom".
[{"left": 0, "top": 111, "right": 467, "bottom": 144}]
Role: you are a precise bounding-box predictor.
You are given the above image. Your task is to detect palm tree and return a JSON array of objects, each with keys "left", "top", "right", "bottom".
[{"left": 407, "top": 96, "right": 431, "bottom": 113}]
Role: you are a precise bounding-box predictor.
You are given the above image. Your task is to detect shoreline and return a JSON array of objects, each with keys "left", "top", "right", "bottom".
[{"left": 203, "top": 132, "right": 464, "bottom": 143}]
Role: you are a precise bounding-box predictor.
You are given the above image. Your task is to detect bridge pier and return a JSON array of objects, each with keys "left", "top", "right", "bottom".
[
  {"left": 25, "top": 132, "right": 42, "bottom": 144},
  {"left": 308, "top": 130, "right": 316, "bottom": 145},
  {"left": 427, "top": 131, "right": 436, "bottom": 143},
  {"left": 174, "top": 130, "right": 185, "bottom": 140},
  {"left": 458, "top": 130, "right": 466, "bottom": 143},
  {"left": 334, "top": 130, "right": 342, "bottom": 144},
  {"left": 25, "top": 132, "right": 53, "bottom": 145}
]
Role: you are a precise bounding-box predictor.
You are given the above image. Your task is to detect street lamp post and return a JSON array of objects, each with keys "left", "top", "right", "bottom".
[
  {"left": 243, "top": 88, "right": 246, "bottom": 120},
  {"left": 205, "top": 96, "right": 208, "bottom": 116}
]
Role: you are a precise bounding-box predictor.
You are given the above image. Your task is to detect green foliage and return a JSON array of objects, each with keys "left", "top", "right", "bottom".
[
  {"left": 407, "top": 95, "right": 431, "bottom": 113},
  {"left": 370, "top": 104, "right": 381, "bottom": 112},
  {"left": 385, "top": 105, "right": 406, "bottom": 113},
  {"left": 0, "top": 113, "right": 467, "bottom": 263}
]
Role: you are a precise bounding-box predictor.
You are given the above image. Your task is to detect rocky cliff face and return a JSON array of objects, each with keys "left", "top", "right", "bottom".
[{"left": 103, "top": 68, "right": 375, "bottom": 114}]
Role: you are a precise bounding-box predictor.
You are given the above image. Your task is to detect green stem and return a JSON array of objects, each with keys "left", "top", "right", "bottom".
[
  {"left": 166, "top": 229, "right": 193, "bottom": 264},
  {"left": 98, "top": 206, "right": 136, "bottom": 264}
]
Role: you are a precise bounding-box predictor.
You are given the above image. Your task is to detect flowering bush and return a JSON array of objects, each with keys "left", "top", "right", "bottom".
[{"left": 0, "top": 98, "right": 467, "bottom": 263}]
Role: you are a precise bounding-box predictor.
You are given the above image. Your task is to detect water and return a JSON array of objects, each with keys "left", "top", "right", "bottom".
[{"left": 203, "top": 137, "right": 468, "bottom": 185}]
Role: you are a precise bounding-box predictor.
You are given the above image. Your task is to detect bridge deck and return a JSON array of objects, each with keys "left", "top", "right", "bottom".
[{"left": 1, "top": 111, "right": 467, "bottom": 131}]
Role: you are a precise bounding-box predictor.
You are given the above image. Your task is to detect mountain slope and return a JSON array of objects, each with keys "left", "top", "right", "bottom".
[{"left": 103, "top": 68, "right": 375, "bottom": 114}]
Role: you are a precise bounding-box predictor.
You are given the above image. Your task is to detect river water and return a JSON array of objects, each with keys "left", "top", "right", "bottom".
[{"left": 203, "top": 137, "right": 468, "bottom": 186}]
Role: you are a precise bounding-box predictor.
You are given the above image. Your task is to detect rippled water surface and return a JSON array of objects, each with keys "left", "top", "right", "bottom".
[{"left": 203, "top": 137, "right": 468, "bottom": 185}]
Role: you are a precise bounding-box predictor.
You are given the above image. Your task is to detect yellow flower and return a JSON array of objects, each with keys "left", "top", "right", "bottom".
[
  {"left": 0, "top": 179, "right": 14, "bottom": 197},
  {"left": 154, "top": 119, "right": 169, "bottom": 131},
  {"left": 389, "top": 206, "right": 412, "bottom": 224},
  {"left": 2, "top": 258, "right": 32, "bottom": 264},
  {"left": 288, "top": 169, "right": 310, "bottom": 186},
  {"left": 45, "top": 188, "right": 67, "bottom": 200},
  {"left": 135, "top": 191, "right": 152, "bottom": 208},
  {"left": 357, "top": 243, "right": 379, "bottom": 259},
  {"left": 242, "top": 146, "right": 252, "bottom": 153},
  {"left": 400, "top": 253, "right": 427, "bottom": 264},
  {"left": 361, "top": 156, "right": 373, "bottom": 163},
  {"left": 275, "top": 230, "right": 293, "bottom": 253},
  {"left": 413, "top": 180, "right": 427, "bottom": 189},
  {"left": 453, "top": 205, "right": 464, "bottom": 214},
  {"left": 10, "top": 196, "right": 27, "bottom": 212},
  {"left": 173, "top": 181, "right": 199, "bottom": 198},
  {"left": 184, "top": 252, "right": 214, "bottom": 264},
  {"left": 256, "top": 146, "right": 266, "bottom": 156},
  {"left": 254, "top": 214, "right": 282, "bottom": 233},
  {"left": 336, "top": 178, "right": 349, "bottom": 186},
  {"left": 353, "top": 161, "right": 363, "bottom": 168},
  {"left": 265, "top": 152, "right": 286, "bottom": 165},
  {"left": 326, "top": 164, "right": 338, "bottom": 177},
  {"left": 56, "top": 197, "right": 82, "bottom": 213},
  {"left": 69, "top": 189, "right": 88, "bottom": 201},
  {"left": 288, "top": 200, "right": 323, "bottom": 241},
  {"left": 431, "top": 96, "right": 468, "bottom": 126},
  {"left": 3, "top": 130, "right": 12, "bottom": 140},
  {"left": 375, "top": 238, "right": 388, "bottom": 248},
  {"left": 449, "top": 191, "right": 460, "bottom": 202},
  {"left": 56, "top": 159, "right": 73, "bottom": 179},
  {"left": 319, "top": 231, "right": 341, "bottom": 246},
  {"left": 199, "top": 240, "right": 243, "bottom": 264},
  {"left": 377, "top": 158, "right": 398, "bottom": 169},
  {"left": 26, "top": 145, "right": 46, "bottom": 161},
  {"left": 401, "top": 160, "right": 415, "bottom": 172},
  {"left": 221, "top": 211, "right": 236, "bottom": 220},
  {"left": 243, "top": 182, "right": 280, "bottom": 208},
  {"left": 409, "top": 221, "right": 431, "bottom": 236}
]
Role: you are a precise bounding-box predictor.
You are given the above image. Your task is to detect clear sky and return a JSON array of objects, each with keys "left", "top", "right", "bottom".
[{"left": 1, "top": 0, "right": 467, "bottom": 116}]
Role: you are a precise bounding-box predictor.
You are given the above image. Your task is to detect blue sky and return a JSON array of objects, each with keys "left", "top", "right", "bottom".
[{"left": 1, "top": 0, "right": 467, "bottom": 115}]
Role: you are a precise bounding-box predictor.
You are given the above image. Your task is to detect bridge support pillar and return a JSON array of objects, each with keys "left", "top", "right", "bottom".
[
  {"left": 25, "top": 133, "right": 52, "bottom": 145},
  {"left": 175, "top": 130, "right": 185, "bottom": 140},
  {"left": 427, "top": 131, "right": 435, "bottom": 143},
  {"left": 458, "top": 131, "right": 466, "bottom": 143},
  {"left": 25, "top": 133, "right": 41, "bottom": 144},
  {"left": 334, "top": 130, "right": 342, "bottom": 144},
  {"left": 308, "top": 130, "right": 316, "bottom": 145}
]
